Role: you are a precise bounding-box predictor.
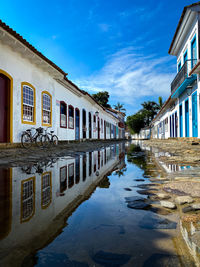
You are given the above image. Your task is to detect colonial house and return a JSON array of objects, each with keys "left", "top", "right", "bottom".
[
  {"left": 152, "top": 2, "right": 200, "bottom": 139},
  {"left": 0, "top": 20, "right": 125, "bottom": 144}
]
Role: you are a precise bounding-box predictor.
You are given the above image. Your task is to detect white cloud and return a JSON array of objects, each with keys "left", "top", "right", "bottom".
[
  {"left": 98, "top": 23, "right": 111, "bottom": 32},
  {"left": 75, "top": 46, "right": 175, "bottom": 106}
]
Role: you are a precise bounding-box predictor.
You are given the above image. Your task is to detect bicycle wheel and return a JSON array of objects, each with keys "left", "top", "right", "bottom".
[
  {"left": 52, "top": 135, "right": 58, "bottom": 146},
  {"left": 21, "top": 133, "right": 32, "bottom": 148},
  {"left": 41, "top": 134, "right": 50, "bottom": 147},
  {"left": 35, "top": 134, "right": 43, "bottom": 147}
]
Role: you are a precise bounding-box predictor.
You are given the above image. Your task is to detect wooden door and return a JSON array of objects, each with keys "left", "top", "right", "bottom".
[{"left": 0, "top": 74, "right": 10, "bottom": 142}]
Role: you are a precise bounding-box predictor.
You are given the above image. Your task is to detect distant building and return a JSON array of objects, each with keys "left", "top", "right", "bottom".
[
  {"left": 152, "top": 2, "right": 200, "bottom": 139},
  {"left": 0, "top": 20, "right": 125, "bottom": 143}
]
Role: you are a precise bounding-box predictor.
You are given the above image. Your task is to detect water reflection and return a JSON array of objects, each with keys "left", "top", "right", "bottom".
[{"left": 0, "top": 143, "right": 125, "bottom": 266}]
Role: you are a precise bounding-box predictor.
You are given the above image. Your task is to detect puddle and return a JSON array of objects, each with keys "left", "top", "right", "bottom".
[{"left": 0, "top": 141, "right": 197, "bottom": 266}]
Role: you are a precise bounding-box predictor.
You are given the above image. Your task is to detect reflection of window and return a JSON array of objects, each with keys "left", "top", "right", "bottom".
[
  {"left": 98, "top": 151, "right": 100, "bottom": 169},
  {"left": 94, "top": 153, "right": 97, "bottom": 172},
  {"left": 42, "top": 92, "right": 52, "bottom": 125},
  {"left": 22, "top": 83, "right": 35, "bottom": 124},
  {"left": 60, "top": 101, "right": 67, "bottom": 128},
  {"left": 41, "top": 172, "right": 52, "bottom": 209},
  {"left": 83, "top": 154, "right": 87, "bottom": 181},
  {"left": 68, "top": 163, "right": 74, "bottom": 188},
  {"left": 21, "top": 177, "right": 35, "bottom": 223},
  {"left": 60, "top": 166, "right": 67, "bottom": 193},
  {"left": 89, "top": 152, "right": 92, "bottom": 176},
  {"left": 75, "top": 157, "right": 80, "bottom": 184},
  {"left": 68, "top": 105, "right": 74, "bottom": 129}
]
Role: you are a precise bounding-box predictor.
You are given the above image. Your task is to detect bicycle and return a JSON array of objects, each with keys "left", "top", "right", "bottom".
[
  {"left": 21, "top": 127, "right": 44, "bottom": 148},
  {"left": 42, "top": 127, "right": 59, "bottom": 147}
]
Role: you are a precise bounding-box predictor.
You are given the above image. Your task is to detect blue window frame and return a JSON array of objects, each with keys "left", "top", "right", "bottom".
[
  {"left": 178, "top": 61, "right": 181, "bottom": 72},
  {"left": 191, "top": 35, "right": 197, "bottom": 69}
]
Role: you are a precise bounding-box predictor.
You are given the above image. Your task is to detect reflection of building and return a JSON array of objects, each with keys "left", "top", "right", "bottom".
[{"left": 0, "top": 144, "right": 125, "bottom": 267}]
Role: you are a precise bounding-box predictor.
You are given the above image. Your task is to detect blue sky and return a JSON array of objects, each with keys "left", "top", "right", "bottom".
[{"left": 0, "top": 0, "right": 197, "bottom": 116}]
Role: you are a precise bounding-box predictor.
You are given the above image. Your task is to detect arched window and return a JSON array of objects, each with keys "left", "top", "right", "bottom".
[
  {"left": 21, "top": 82, "right": 36, "bottom": 124},
  {"left": 101, "top": 119, "right": 103, "bottom": 133},
  {"left": 68, "top": 105, "right": 74, "bottom": 129},
  {"left": 60, "top": 101, "right": 67, "bottom": 128},
  {"left": 42, "top": 91, "right": 52, "bottom": 126}
]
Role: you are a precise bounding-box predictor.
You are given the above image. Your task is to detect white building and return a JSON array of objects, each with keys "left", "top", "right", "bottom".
[
  {"left": 152, "top": 2, "right": 200, "bottom": 139},
  {"left": 0, "top": 20, "right": 125, "bottom": 144}
]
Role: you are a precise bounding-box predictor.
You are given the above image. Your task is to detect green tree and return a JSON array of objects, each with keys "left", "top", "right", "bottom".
[
  {"left": 92, "top": 91, "right": 111, "bottom": 108},
  {"left": 113, "top": 102, "right": 126, "bottom": 113},
  {"left": 141, "top": 101, "right": 160, "bottom": 125},
  {"left": 126, "top": 112, "right": 145, "bottom": 134},
  {"left": 158, "top": 96, "right": 163, "bottom": 109}
]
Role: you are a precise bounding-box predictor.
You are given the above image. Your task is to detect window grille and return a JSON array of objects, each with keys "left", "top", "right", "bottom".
[
  {"left": 23, "top": 85, "right": 34, "bottom": 122},
  {"left": 21, "top": 178, "right": 34, "bottom": 222},
  {"left": 42, "top": 93, "right": 51, "bottom": 124},
  {"left": 41, "top": 173, "right": 51, "bottom": 208}
]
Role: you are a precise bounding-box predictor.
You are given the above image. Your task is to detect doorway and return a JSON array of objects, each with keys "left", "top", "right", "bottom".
[
  {"left": 0, "top": 73, "right": 11, "bottom": 142},
  {"left": 75, "top": 108, "right": 80, "bottom": 140}
]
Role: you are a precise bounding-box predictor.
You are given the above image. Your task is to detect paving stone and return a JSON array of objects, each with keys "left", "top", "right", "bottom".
[
  {"left": 160, "top": 201, "right": 176, "bottom": 209},
  {"left": 175, "top": 196, "right": 194, "bottom": 205},
  {"left": 156, "top": 193, "right": 171, "bottom": 200}
]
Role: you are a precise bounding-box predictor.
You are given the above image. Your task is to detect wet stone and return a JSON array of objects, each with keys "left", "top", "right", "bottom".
[
  {"left": 143, "top": 253, "right": 181, "bottom": 267},
  {"left": 160, "top": 201, "right": 176, "bottom": 209},
  {"left": 92, "top": 250, "right": 131, "bottom": 266},
  {"left": 164, "top": 187, "right": 187, "bottom": 196},
  {"left": 182, "top": 206, "right": 194, "bottom": 213},
  {"left": 127, "top": 200, "right": 151, "bottom": 210},
  {"left": 137, "top": 189, "right": 156, "bottom": 196},
  {"left": 156, "top": 193, "right": 171, "bottom": 200},
  {"left": 175, "top": 196, "right": 194, "bottom": 205},
  {"left": 139, "top": 214, "right": 177, "bottom": 229},
  {"left": 124, "top": 188, "right": 132, "bottom": 191},
  {"left": 125, "top": 196, "right": 145, "bottom": 202}
]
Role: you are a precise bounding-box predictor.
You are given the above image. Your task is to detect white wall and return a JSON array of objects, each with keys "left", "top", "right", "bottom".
[{"left": 0, "top": 41, "right": 120, "bottom": 142}]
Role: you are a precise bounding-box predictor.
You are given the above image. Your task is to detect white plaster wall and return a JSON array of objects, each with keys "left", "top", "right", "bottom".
[{"left": 0, "top": 41, "right": 120, "bottom": 142}]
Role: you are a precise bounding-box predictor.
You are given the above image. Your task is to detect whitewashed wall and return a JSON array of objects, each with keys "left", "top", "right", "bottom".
[{"left": 0, "top": 41, "right": 120, "bottom": 142}]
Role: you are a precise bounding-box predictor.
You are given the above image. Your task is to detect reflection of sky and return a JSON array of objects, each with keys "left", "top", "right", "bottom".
[{"left": 35, "top": 157, "right": 176, "bottom": 267}]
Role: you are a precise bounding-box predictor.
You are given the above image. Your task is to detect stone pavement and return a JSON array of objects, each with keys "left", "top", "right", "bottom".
[
  {"left": 144, "top": 138, "right": 200, "bottom": 166},
  {"left": 0, "top": 140, "right": 125, "bottom": 167}
]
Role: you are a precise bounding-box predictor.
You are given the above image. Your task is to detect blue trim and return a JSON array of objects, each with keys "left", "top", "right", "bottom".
[
  {"left": 183, "top": 50, "right": 188, "bottom": 63},
  {"left": 192, "top": 91, "right": 198, "bottom": 137},
  {"left": 191, "top": 34, "right": 197, "bottom": 69},
  {"left": 175, "top": 111, "right": 178, "bottom": 137},
  {"left": 171, "top": 74, "right": 196, "bottom": 98},
  {"left": 178, "top": 61, "right": 181, "bottom": 72},
  {"left": 185, "top": 98, "right": 189, "bottom": 137},
  {"left": 179, "top": 103, "right": 183, "bottom": 137}
]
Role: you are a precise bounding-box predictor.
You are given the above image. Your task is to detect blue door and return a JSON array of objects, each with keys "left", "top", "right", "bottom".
[
  {"left": 179, "top": 104, "right": 183, "bottom": 137},
  {"left": 75, "top": 109, "right": 80, "bottom": 140},
  {"left": 192, "top": 91, "right": 198, "bottom": 137},
  {"left": 172, "top": 114, "right": 174, "bottom": 137},
  {"left": 170, "top": 116, "right": 172, "bottom": 137},
  {"left": 185, "top": 100, "right": 189, "bottom": 137},
  {"left": 175, "top": 112, "right": 178, "bottom": 137}
]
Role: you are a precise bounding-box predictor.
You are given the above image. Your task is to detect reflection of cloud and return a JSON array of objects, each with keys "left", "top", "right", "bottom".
[
  {"left": 98, "top": 23, "right": 110, "bottom": 32},
  {"left": 75, "top": 46, "right": 175, "bottom": 105}
]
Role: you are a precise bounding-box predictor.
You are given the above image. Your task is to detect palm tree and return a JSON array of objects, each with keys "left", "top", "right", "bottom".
[
  {"left": 158, "top": 96, "right": 163, "bottom": 109},
  {"left": 113, "top": 102, "right": 126, "bottom": 113},
  {"left": 141, "top": 101, "right": 160, "bottom": 125}
]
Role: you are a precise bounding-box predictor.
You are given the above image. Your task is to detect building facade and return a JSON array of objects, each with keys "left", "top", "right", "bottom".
[
  {"left": 151, "top": 3, "right": 200, "bottom": 139},
  {"left": 0, "top": 20, "right": 125, "bottom": 144}
]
